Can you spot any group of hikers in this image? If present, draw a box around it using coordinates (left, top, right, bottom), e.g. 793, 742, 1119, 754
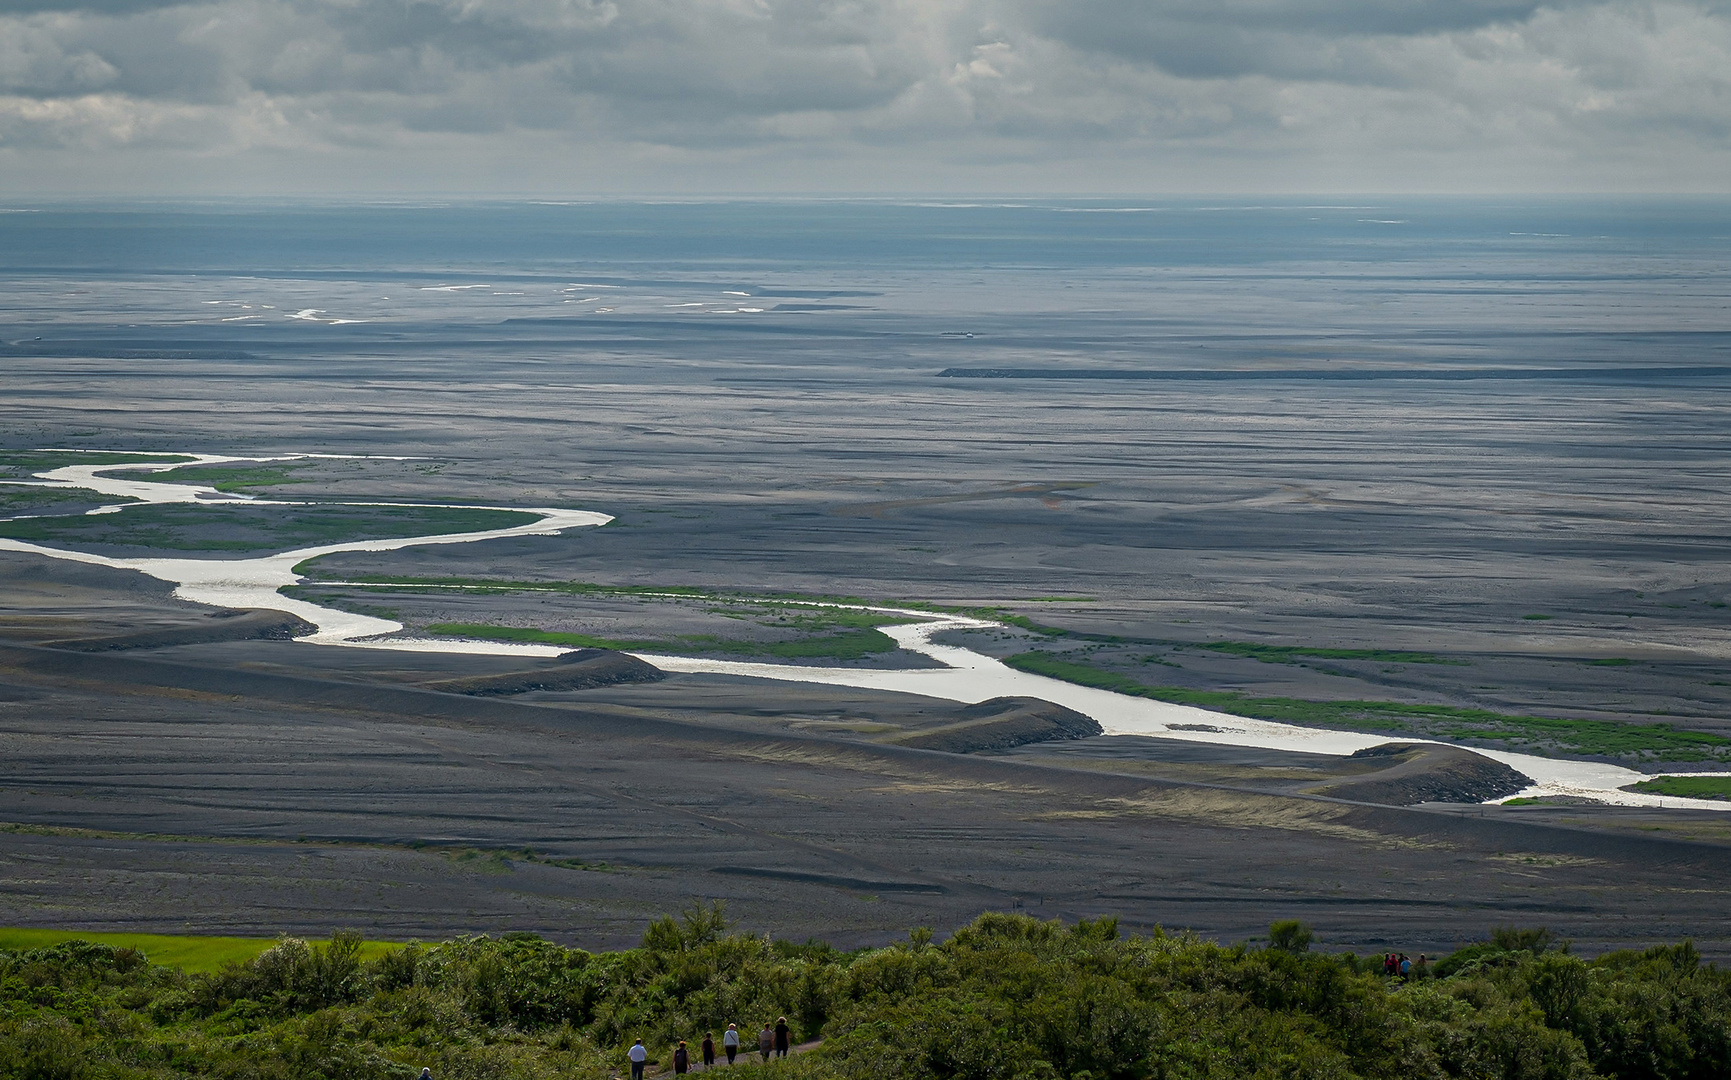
627, 1017, 794, 1077
1382, 952, 1428, 979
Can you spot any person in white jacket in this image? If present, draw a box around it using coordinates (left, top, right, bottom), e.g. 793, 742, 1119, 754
629, 1038, 648, 1080
723, 1024, 740, 1064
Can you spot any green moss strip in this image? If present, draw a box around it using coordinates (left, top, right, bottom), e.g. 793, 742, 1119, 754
1003, 652, 1731, 761
150, 462, 318, 492
1624, 775, 1731, 800
426, 622, 900, 661
1195, 641, 1455, 664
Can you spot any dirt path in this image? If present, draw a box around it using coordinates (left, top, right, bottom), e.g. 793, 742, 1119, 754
625, 1040, 823, 1078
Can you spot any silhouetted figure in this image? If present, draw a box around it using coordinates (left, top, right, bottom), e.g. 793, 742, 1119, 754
674, 1041, 689, 1074
774, 1017, 790, 1058
702, 1034, 716, 1068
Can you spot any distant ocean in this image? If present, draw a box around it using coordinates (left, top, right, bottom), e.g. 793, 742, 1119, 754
1, 198, 1727, 385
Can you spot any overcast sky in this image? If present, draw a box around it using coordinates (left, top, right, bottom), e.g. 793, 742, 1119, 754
1, 0, 1728, 195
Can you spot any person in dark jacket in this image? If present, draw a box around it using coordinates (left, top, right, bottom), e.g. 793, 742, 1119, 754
674, 1041, 690, 1074
702, 1034, 716, 1069
774, 1017, 790, 1058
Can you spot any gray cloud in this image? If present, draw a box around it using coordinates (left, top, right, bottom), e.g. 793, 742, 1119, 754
0, 0, 1727, 192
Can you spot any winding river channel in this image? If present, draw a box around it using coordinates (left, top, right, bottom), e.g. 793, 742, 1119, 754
4, 451, 1728, 811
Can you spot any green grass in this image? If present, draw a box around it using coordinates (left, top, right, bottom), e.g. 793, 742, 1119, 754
150, 461, 319, 492
1588, 658, 1635, 667
425, 622, 900, 661
287, 566, 1072, 636
0, 503, 539, 553
0, 928, 400, 973
1624, 775, 1731, 800
1522, 613, 1554, 621
1002, 651, 1731, 762
0, 486, 136, 516
427, 623, 657, 651
1194, 641, 1456, 665
0, 450, 195, 478
292, 568, 740, 597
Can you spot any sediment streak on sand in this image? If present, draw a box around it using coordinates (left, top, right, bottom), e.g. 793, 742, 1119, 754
4, 450, 1726, 811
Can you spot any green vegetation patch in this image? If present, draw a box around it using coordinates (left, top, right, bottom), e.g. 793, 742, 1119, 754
426, 622, 900, 661
0, 486, 136, 517
0, 928, 398, 973
2, 909, 1726, 1080
1004, 652, 1731, 762
286, 566, 1073, 636
150, 460, 321, 493
1195, 641, 1456, 665
0, 503, 539, 553
0, 450, 195, 478
1624, 775, 1731, 800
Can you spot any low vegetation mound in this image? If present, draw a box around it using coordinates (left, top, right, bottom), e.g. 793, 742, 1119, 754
425, 648, 667, 695
891, 696, 1102, 753
2, 909, 1726, 1080
1306, 742, 1533, 805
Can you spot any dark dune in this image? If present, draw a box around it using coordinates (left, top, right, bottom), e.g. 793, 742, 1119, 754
425, 648, 665, 695
38, 608, 317, 651
890, 695, 1101, 753
2, 609, 1729, 956
1307, 743, 1532, 806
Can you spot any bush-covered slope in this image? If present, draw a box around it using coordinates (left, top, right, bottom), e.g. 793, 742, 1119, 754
3, 910, 1727, 1080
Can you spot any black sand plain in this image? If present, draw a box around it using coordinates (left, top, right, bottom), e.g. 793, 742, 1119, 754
2, 203, 1730, 956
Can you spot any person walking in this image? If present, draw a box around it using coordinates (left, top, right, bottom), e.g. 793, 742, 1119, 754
774, 1017, 790, 1059
674, 1041, 690, 1075
723, 1023, 740, 1064
758, 1023, 774, 1062
629, 1039, 648, 1080
702, 1033, 716, 1070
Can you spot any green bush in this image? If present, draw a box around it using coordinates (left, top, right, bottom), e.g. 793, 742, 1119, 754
2, 914, 1728, 1080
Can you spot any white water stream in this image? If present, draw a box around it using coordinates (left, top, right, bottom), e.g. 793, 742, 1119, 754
4, 450, 1728, 811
